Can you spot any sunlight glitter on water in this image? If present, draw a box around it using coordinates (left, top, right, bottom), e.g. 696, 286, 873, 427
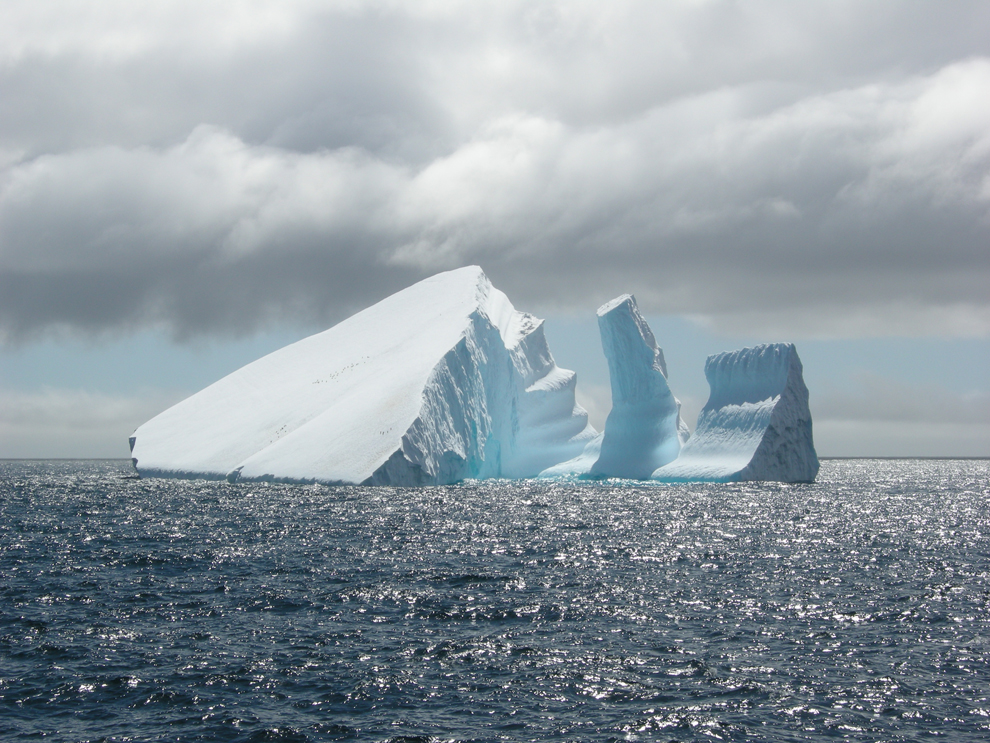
0, 459, 988, 741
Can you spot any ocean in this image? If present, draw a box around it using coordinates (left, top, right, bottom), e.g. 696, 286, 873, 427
1, 459, 988, 742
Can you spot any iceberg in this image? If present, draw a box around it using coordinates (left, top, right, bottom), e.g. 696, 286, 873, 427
540, 294, 689, 479
129, 266, 596, 485
652, 343, 819, 483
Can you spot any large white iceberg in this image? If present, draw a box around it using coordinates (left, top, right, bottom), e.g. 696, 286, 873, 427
652, 343, 819, 483
540, 294, 689, 479
130, 266, 596, 485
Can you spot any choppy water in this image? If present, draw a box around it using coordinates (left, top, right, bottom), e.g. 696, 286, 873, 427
1, 459, 988, 742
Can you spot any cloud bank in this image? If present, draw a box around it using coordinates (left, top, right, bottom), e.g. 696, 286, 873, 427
0, 386, 185, 458
2, 1, 988, 342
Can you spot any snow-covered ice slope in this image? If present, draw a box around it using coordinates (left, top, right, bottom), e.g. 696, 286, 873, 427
129, 266, 596, 485
540, 294, 688, 479
652, 343, 819, 483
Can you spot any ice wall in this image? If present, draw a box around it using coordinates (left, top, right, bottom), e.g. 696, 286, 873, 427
652, 343, 819, 483
540, 294, 688, 479
589, 295, 688, 478
130, 267, 596, 485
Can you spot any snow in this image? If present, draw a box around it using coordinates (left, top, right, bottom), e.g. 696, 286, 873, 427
130, 266, 596, 485
651, 343, 819, 483
539, 294, 688, 479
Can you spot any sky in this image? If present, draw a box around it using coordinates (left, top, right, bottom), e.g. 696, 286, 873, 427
1, 0, 988, 459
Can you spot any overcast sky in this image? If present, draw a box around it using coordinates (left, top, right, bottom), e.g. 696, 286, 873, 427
1, 0, 988, 458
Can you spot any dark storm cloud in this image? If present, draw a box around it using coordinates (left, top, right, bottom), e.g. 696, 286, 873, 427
1, 1, 989, 342
0, 130, 423, 337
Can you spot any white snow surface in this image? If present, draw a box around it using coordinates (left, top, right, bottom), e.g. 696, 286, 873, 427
130, 266, 596, 485
651, 343, 819, 483
539, 294, 688, 480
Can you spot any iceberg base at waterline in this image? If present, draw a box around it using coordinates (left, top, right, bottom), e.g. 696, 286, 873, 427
129, 266, 596, 486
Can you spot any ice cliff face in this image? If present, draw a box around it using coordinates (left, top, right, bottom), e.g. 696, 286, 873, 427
540, 294, 688, 479
590, 294, 688, 479
130, 266, 596, 485
652, 343, 819, 483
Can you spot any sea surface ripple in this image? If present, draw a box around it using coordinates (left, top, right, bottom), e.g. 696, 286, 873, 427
1, 459, 988, 742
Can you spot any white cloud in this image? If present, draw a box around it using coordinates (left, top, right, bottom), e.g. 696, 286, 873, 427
3, 61, 988, 340
814, 421, 990, 459
0, 0, 312, 62
0, 2, 988, 342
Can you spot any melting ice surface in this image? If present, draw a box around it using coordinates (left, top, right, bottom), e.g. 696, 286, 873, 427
130, 266, 595, 485
653, 343, 819, 483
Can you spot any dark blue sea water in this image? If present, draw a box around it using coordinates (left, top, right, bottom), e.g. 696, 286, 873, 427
1, 459, 988, 742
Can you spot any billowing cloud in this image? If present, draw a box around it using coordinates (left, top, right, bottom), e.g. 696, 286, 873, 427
1, 1, 989, 342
